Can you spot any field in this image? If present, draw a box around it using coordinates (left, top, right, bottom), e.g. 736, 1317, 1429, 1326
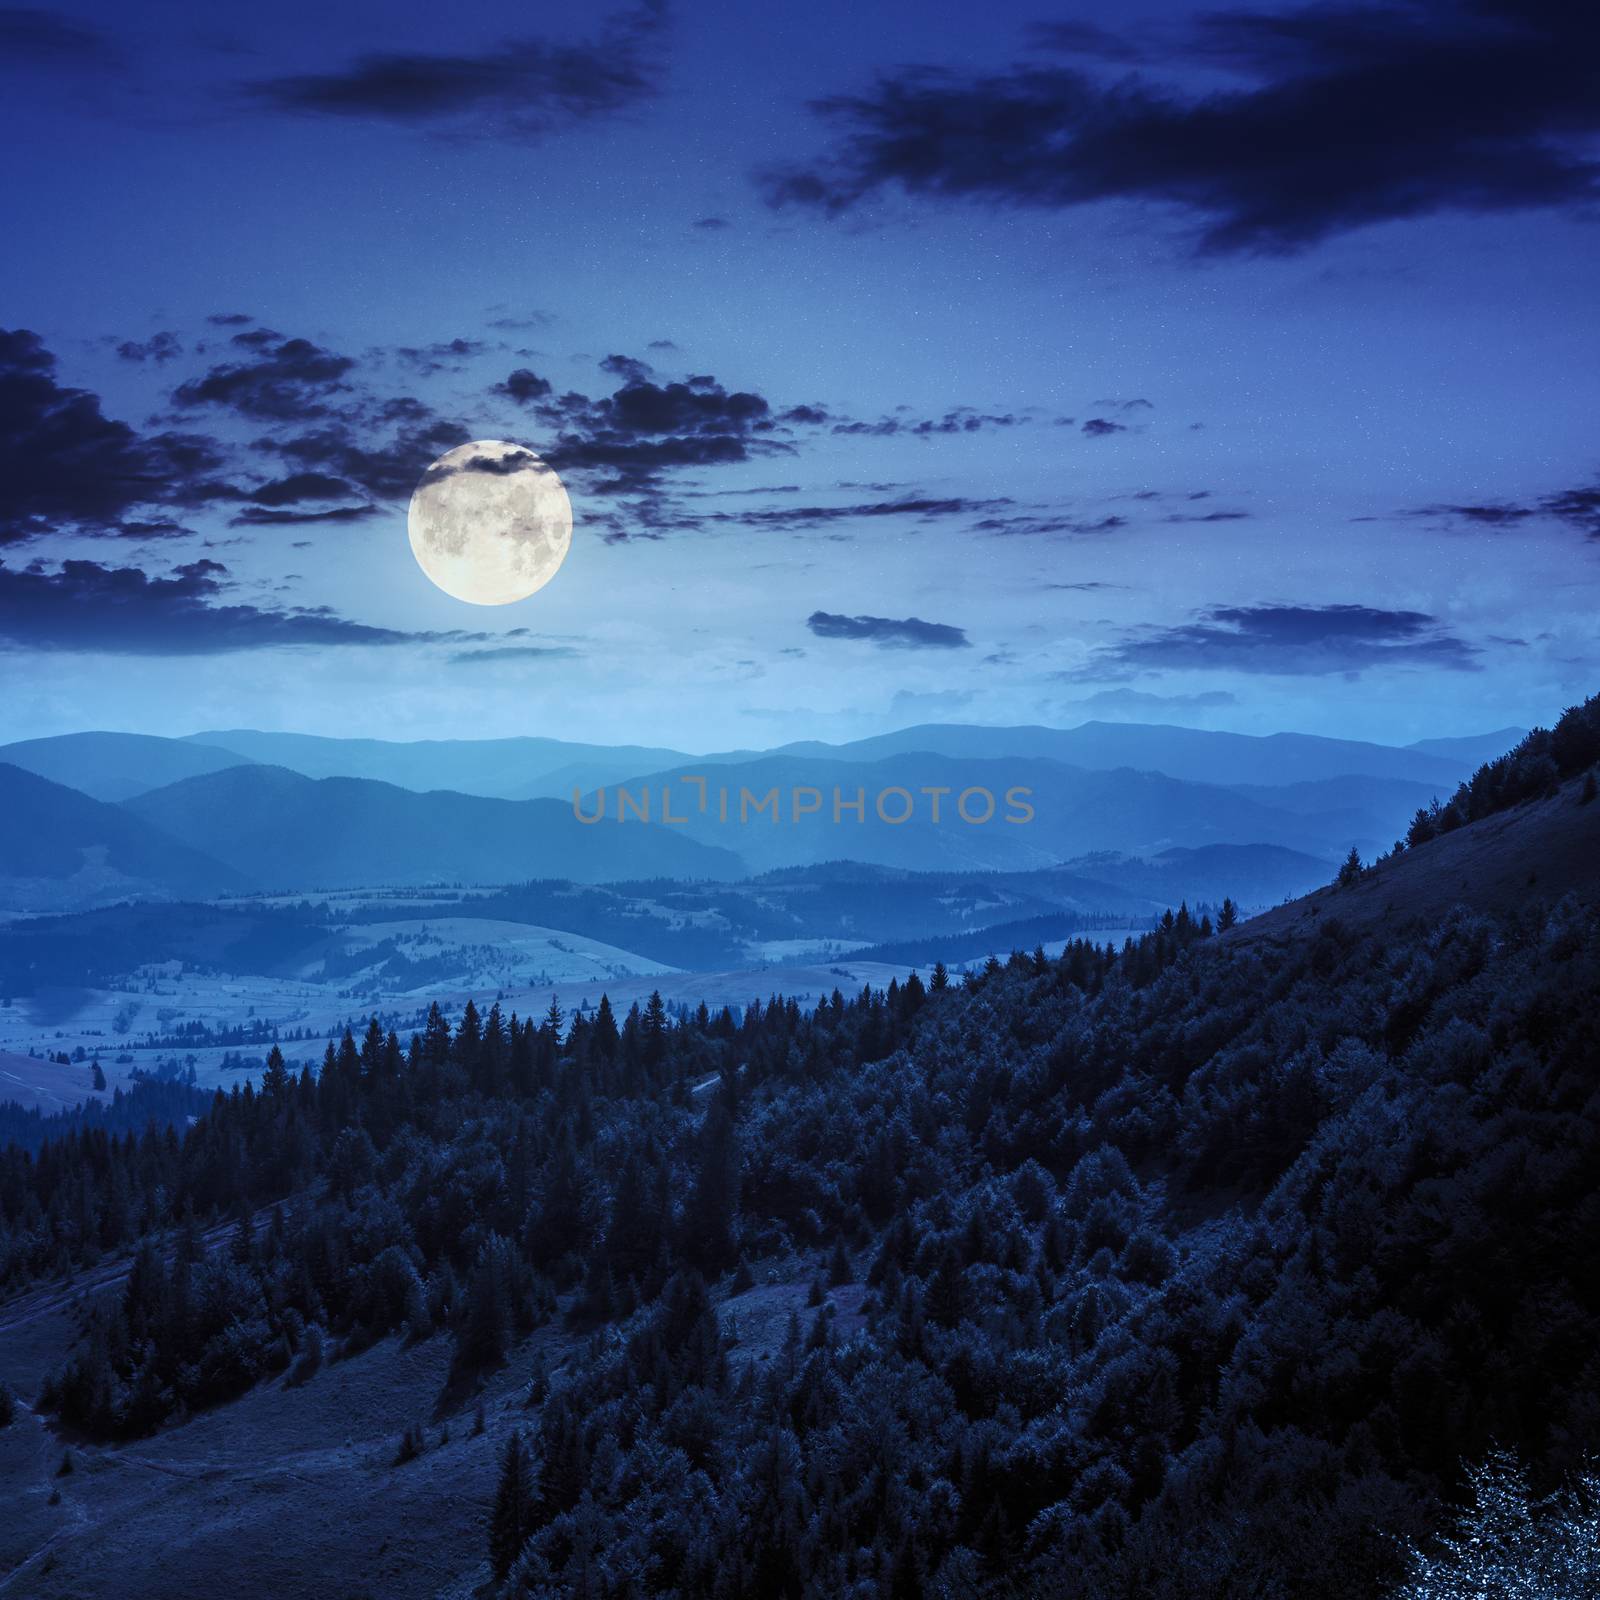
0, 885, 1143, 1108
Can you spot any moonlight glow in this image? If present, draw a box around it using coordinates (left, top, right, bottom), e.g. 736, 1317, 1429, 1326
407, 440, 572, 606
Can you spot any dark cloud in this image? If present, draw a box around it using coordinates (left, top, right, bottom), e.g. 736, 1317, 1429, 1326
765, 1, 1600, 253
974, 510, 1126, 537
115, 332, 182, 365
1088, 602, 1481, 676
207, 312, 254, 327
417, 446, 546, 489
719, 494, 1008, 532
1414, 482, 1600, 540
806, 610, 970, 649
693, 215, 730, 229
392, 337, 486, 375
247, 4, 664, 142
493, 367, 555, 404
245, 472, 357, 507
647, 338, 680, 351
1080, 418, 1125, 438
261, 416, 469, 502
830, 407, 1025, 437
601, 353, 658, 384
173, 333, 356, 421
1545, 485, 1600, 539
0, 6, 121, 66
522, 365, 786, 503
0, 558, 463, 654
448, 644, 582, 664
229, 505, 381, 527
0, 328, 233, 543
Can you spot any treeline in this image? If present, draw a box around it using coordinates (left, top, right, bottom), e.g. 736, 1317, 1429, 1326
849, 909, 1151, 970
1409, 690, 1600, 845
0, 1078, 210, 1158
6, 888, 1600, 1597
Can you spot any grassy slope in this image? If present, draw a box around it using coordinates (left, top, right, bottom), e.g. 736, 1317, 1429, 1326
1230, 772, 1600, 945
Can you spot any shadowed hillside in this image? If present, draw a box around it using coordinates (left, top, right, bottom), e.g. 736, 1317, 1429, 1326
2, 709, 1597, 1598
0, 764, 246, 909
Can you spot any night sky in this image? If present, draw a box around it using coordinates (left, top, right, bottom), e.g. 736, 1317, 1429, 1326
3, 0, 1597, 749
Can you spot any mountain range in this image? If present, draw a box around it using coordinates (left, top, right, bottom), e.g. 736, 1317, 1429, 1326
0, 720, 1525, 910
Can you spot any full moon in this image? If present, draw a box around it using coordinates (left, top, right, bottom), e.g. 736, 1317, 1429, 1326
407, 440, 572, 606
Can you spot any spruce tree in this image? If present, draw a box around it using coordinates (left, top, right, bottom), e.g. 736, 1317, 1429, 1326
490, 1432, 535, 1577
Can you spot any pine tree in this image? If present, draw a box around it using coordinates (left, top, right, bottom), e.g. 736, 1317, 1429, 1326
828, 1236, 852, 1286
486, 1427, 537, 1574
1217, 896, 1238, 931
1336, 846, 1364, 887
930, 961, 949, 993
91, 1059, 106, 1091
261, 1044, 290, 1099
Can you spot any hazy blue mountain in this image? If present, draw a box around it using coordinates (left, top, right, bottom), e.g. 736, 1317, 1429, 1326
585, 753, 1383, 873
1224, 773, 1443, 855
0, 732, 253, 802
0, 763, 247, 908
1046, 843, 1333, 910
1406, 727, 1528, 766
125, 765, 744, 889
762, 720, 1474, 788
186, 730, 696, 801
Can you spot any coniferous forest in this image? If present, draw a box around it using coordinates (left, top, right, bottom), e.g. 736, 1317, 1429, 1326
4, 733, 1599, 1596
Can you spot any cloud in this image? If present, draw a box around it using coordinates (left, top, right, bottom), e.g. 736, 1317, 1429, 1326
765, 1, 1600, 253
115, 332, 182, 365
717, 493, 1008, 532
228, 504, 381, 527
0, 558, 466, 654
493, 367, 555, 403
807, 610, 970, 649
1413, 482, 1600, 540
0, 328, 233, 543
1086, 603, 1481, 676
1080, 418, 1125, 438
173, 332, 356, 421
0, 7, 121, 67
511, 363, 790, 509
693, 215, 729, 229
830, 407, 1025, 437
448, 644, 582, 664
974, 510, 1126, 537
256, 423, 466, 502
392, 337, 486, 375
247, 4, 665, 142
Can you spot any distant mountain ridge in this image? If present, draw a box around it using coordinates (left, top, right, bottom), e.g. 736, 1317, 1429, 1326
0, 732, 252, 802
185, 729, 696, 802
1, 718, 1513, 810
123, 764, 745, 889
765, 720, 1480, 789
579, 751, 1430, 873
0, 763, 245, 909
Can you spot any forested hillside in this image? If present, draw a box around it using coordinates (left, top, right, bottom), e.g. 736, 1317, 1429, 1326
4, 830, 1597, 1595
